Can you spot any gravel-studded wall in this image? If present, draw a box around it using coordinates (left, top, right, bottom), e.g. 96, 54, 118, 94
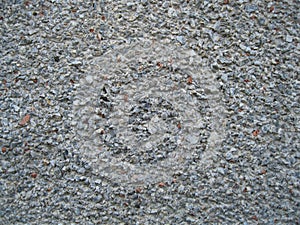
0, 0, 299, 224
73, 39, 227, 184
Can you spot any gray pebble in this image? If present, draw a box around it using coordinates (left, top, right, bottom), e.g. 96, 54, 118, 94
176, 36, 186, 45
245, 4, 258, 13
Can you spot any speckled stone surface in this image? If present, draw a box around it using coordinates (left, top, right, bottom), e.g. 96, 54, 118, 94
0, 0, 299, 224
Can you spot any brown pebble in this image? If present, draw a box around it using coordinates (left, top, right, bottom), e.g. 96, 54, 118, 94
187, 76, 193, 84
19, 114, 30, 126
157, 62, 163, 68
135, 187, 142, 193
252, 129, 259, 137
260, 169, 267, 175
31, 172, 38, 178
2, 147, 7, 153
158, 182, 166, 187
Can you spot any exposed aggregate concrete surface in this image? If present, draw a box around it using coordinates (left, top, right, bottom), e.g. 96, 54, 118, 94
0, 0, 299, 224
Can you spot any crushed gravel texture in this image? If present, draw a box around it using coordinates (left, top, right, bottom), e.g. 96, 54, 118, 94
1, 0, 299, 224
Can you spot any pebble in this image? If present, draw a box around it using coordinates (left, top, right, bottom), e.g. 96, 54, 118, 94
176, 36, 186, 45
85, 75, 94, 84
286, 35, 293, 43
70, 60, 82, 66
245, 4, 258, 13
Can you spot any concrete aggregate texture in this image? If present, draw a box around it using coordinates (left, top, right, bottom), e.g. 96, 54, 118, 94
0, 0, 299, 224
